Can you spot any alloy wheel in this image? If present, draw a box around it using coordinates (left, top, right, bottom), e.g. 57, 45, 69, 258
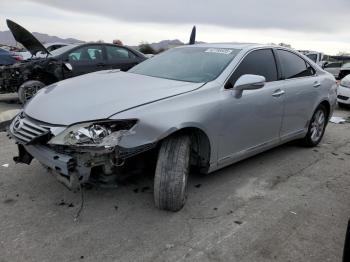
310, 109, 326, 143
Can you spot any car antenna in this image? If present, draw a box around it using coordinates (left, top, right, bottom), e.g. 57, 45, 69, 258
189, 25, 196, 45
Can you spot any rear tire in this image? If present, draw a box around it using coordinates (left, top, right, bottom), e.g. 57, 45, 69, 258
301, 104, 327, 147
18, 80, 45, 104
154, 134, 191, 212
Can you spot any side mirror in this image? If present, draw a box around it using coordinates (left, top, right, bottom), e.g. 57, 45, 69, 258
64, 62, 73, 71
233, 74, 265, 98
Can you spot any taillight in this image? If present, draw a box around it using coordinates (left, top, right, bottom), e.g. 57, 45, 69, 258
10, 52, 23, 61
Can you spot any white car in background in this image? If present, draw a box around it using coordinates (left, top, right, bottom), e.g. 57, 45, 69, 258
338, 62, 350, 80
337, 75, 350, 107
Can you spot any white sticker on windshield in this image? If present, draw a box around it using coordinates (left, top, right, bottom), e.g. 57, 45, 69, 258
205, 48, 233, 55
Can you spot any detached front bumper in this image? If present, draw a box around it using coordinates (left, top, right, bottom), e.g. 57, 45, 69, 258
8, 113, 157, 189
8, 113, 115, 189
13, 143, 107, 190
25, 144, 76, 176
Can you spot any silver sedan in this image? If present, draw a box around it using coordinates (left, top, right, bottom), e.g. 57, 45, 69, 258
9, 43, 337, 211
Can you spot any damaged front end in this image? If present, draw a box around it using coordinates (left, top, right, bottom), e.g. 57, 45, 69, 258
0, 59, 64, 94
8, 112, 156, 190
0, 63, 26, 93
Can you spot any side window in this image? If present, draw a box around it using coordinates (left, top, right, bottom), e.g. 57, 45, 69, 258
106, 46, 136, 60
278, 50, 315, 79
68, 45, 103, 62
46, 46, 55, 52
47, 45, 64, 52
230, 49, 278, 85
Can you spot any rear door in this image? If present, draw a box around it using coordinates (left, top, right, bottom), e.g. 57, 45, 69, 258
276, 49, 319, 139
218, 48, 284, 164
104, 45, 140, 71
65, 44, 106, 76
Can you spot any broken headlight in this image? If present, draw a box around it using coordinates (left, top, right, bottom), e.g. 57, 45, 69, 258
49, 120, 137, 146
67, 124, 111, 144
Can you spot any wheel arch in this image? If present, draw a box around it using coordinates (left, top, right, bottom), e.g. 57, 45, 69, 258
319, 100, 331, 119
161, 127, 211, 173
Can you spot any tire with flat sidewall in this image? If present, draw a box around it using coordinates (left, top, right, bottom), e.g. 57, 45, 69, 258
154, 134, 191, 212
18, 80, 45, 104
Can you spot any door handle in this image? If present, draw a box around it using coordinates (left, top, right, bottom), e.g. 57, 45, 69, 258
97, 63, 105, 67
313, 81, 321, 88
272, 89, 285, 97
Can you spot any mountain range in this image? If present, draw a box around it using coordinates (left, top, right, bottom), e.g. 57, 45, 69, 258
0, 30, 84, 47
0, 30, 199, 51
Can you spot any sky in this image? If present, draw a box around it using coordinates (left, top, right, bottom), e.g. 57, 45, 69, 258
1, 0, 350, 55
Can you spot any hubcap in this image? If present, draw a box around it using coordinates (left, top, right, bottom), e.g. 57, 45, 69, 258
310, 109, 325, 143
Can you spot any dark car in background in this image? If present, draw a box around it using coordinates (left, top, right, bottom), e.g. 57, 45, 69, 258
338, 62, 350, 80
0, 48, 22, 65
0, 20, 146, 103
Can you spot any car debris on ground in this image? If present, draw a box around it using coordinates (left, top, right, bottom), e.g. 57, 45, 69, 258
329, 116, 347, 124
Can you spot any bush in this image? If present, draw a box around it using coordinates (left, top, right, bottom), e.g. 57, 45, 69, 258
139, 42, 155, 54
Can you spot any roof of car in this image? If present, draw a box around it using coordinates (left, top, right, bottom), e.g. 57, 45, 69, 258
43, 42, 71, 47
187, 43, 275, 50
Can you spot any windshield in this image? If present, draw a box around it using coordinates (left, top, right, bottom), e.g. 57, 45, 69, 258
50, 44, 78, 57
129, 47, 240, 83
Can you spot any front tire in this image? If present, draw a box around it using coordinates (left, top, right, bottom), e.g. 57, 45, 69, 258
154, 134, 191, 212
301, 104, 327, 147
18, 80, 45, 104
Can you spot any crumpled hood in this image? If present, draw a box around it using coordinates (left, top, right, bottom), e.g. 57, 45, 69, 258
24, 71, 203, 125
7, 19, 50, 56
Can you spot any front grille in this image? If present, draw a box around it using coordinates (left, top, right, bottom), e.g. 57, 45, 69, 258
338, 95, 349, 101
10, 114, 51, 144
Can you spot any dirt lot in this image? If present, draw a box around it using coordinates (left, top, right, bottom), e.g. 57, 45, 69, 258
0, 102, 349, 262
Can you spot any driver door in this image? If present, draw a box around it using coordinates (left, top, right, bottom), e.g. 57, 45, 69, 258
218, 48, 284, 167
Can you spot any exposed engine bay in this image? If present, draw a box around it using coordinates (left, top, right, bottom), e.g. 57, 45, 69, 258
0, 58, 66, 93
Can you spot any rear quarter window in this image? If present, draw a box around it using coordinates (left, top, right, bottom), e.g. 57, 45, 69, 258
278, 50, 315, 79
